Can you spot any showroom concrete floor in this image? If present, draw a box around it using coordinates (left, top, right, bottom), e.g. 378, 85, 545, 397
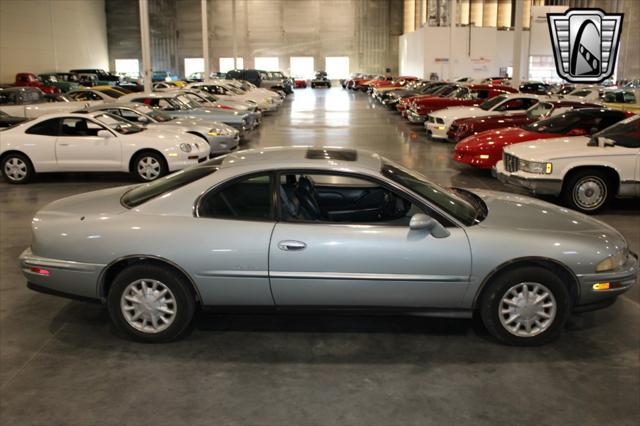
1, 88, 638, 426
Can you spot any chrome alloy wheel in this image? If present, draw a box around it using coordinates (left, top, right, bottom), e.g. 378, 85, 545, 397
499, 282, 557, 338
137, 156, 161, 181
573, 176, 607, 210
120, 279, 177, 334
4, 157, 28, 182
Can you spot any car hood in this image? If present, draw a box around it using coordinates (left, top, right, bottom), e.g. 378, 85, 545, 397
468, 189, 625, 243
502, 135, 597, 162
456, 127, 559, 151
430, 106, 500, 121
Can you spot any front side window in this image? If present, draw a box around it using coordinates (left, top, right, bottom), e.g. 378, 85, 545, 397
60, 117, 105, 137
495, 98, 538, 112
198, 173, 273, 220
94, 113, 143, 135
382, 162, 482, 226
26, 118, 60, 136
480, 95, 507, 111
526, 102, 554, 119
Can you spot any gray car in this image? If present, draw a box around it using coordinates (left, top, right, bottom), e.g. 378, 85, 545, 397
20, 147, 637, 345
80, 103, 240, 155
119, 92, 255, 134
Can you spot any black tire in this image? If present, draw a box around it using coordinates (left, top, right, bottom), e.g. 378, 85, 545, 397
1, 152, 34, 184
479, 266, 571, 346
311, 83, 315, 88
561, 169, 612, 214
107, 264, 196, 343
131, 151, 168, 182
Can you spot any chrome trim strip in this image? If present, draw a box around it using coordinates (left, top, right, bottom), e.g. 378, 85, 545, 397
197, 270, 269, 278
269, 271, 468, 282
20, 249, 104, 273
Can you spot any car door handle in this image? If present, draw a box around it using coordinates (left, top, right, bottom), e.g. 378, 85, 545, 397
58, 143, 69, 146
278, 240, 307, 251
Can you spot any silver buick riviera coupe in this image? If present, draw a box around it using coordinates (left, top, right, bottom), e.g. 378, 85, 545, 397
20, 147, 637, 345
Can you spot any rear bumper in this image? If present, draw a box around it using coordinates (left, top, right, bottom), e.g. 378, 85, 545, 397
494, 161, 563, 195
20, 247, 103, 300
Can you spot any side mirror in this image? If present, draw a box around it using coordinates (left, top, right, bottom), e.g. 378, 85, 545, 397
97, 130, 113, 139
567, 128, 587, 136
409, 213, 451, 238
137, 115, 149, 124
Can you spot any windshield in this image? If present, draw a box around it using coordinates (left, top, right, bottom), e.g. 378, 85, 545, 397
526, 102, 553, 119
522, 112, 583, 134
121, 159, 222, 208
94, 113, 144, 135
381, 161, 480, 226
133, 105, 174, 122
480, 95, 507, 111
593, 115, 640, 148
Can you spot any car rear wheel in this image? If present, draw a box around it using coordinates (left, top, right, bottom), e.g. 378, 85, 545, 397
132, 152, 167, 182
479, 267, 570, 346
1, 153, 34, 184
107, 264, 196, 342
562, 169, 612, 214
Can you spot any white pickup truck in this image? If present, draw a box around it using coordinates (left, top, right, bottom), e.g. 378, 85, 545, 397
0, 87, 101, 118
496, 114, 639, 213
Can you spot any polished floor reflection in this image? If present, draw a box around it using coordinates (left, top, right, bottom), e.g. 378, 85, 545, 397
0, 88, 638, 426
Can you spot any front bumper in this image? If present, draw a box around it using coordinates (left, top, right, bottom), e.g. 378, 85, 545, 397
210, 134, 240, 154
452, 150, 495, 169
425, 122, 449, 139
20, 247, 103, 300
406, 110, 427, 124
575, 252, 638, 307
494, 161, 563, 196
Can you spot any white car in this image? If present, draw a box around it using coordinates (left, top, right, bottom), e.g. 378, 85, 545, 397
563, 86, 602, 103
67, 89, 122, 103
188, 82, 280, 112
425, 94, 545, 140
495, 114, 639, 213
0, 111, 208, 184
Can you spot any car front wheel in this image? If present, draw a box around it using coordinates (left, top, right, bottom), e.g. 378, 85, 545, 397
132, 151, 168, 182
107, 264, 196, 342
1, 153, 35, 184
562, 169, 612, 214
479, 266, 570, 346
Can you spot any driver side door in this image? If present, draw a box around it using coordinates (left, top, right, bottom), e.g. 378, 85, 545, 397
268, 172, 472, 309
55, 117, 121, 171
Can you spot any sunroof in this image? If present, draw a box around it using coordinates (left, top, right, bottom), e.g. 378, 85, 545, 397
306, 148, 357, 161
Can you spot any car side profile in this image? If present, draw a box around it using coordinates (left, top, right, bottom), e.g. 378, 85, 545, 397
0, 112, 208, 183
19, 147, 637, 345
496, 114, 640, 213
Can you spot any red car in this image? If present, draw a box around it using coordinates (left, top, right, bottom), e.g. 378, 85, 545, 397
447, 99, 601, 142
452, 108, 633, 169
366, 76, 416, 92
13, 73, 60, 94
404, 84, 517, 124
397, 83, 457, 114
294, 79, 307, 88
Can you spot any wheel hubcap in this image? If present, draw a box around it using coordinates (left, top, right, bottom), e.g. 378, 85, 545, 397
499, 282, 557, 338
120, 279, 176, 334
137, 157, 160, 180
574, 177, 606, 210
4, 158, 27, 181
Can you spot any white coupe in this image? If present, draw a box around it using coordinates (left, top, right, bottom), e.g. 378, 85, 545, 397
425, 94, 545, 140
0, 111, 208, 184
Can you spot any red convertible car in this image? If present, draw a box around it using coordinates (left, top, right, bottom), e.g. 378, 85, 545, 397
446, 99, 600, 142
366, 76, 416, 92
397, 83, 457, 114
404, 84, 517, 124
452, 108, 633, 169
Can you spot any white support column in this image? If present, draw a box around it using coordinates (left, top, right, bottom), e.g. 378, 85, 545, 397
139, 0, 152, 92
232, 0, 238, 69
449, 0, 456, 80
512, 0, 524, 87
201, 0, 210, 81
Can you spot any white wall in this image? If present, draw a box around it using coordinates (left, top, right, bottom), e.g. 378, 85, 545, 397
0, 0, 109, 83
400, 24, 533, 81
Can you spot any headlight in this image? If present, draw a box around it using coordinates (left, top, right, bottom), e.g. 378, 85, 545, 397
518, 159, 553, 174
208, 129, 219, 136
179, 143, 192, 153
596, 249, 628, 272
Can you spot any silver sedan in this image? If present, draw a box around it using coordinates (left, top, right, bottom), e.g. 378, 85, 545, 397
20, 147, 637, 345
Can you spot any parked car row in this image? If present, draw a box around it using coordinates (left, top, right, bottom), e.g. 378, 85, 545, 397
0, 77, 290, 184
359, 76, 639, 214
